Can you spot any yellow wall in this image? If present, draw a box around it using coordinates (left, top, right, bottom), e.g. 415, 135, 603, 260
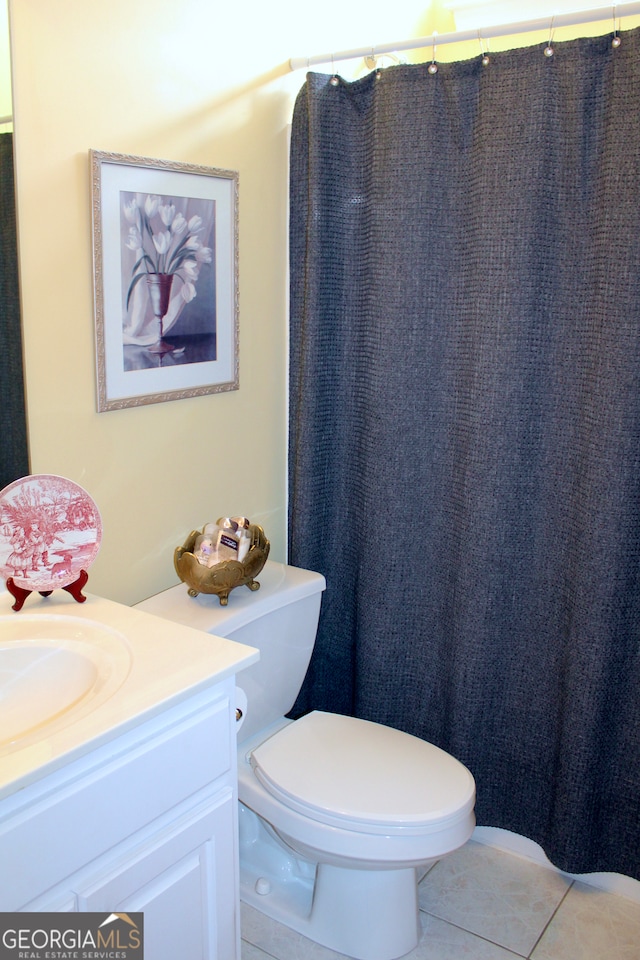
7, 0, 426, 605
0, 0, 10, 126
8, 0, 638, 605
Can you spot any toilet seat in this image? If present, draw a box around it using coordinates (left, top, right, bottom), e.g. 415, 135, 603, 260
250, 711, 475, 836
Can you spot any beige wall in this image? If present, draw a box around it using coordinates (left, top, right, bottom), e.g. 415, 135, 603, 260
8, 0, 637, 606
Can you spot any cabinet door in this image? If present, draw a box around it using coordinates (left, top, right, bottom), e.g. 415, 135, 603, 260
75, 789, 238, 960
2, 689, 232, 912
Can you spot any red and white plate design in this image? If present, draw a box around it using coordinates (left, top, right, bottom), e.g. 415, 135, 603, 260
0, 475, 102, 592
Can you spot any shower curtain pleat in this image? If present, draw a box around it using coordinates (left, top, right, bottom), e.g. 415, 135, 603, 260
288, 29, 640, 880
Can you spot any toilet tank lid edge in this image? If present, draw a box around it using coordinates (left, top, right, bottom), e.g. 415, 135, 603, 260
135, 561, 326, 636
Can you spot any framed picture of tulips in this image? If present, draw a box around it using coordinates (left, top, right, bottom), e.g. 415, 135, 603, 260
90, 150, 239, 411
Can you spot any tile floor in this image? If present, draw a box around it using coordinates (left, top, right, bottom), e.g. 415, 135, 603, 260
240, 840, 640, 960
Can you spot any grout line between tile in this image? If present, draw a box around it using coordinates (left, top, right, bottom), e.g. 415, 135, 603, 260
418, 860, 441, 883
241, 936, 280, 960
418, 908, 529, 959
526, 878, 575, 958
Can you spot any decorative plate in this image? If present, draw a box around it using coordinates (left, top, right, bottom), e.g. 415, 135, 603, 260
0, 475, 102, 592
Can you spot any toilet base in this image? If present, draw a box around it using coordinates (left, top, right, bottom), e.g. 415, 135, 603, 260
242, 862, 421, 960
239, 805, 422, 960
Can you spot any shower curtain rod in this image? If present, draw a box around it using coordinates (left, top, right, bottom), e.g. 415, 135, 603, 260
289, 2, 640, 70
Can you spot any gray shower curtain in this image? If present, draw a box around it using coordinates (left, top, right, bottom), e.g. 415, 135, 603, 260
288, 29, 640, 880
0, 133, 29, 489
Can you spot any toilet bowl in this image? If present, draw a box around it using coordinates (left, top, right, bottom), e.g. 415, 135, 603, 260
239, 711, 475, 959
135, 561, 476, 960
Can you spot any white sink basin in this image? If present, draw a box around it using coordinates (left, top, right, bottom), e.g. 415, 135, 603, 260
0, 615, 132, 750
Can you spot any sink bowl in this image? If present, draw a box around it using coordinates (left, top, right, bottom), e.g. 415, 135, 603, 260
0, 615, 132, 750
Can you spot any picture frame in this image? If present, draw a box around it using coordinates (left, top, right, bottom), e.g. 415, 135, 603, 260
90, 150, 239, 412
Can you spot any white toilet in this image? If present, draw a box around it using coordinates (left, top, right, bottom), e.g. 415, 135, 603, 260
136, 560, 475, 960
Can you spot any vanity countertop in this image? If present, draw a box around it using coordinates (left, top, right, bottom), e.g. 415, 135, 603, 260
0, 586, 258, 800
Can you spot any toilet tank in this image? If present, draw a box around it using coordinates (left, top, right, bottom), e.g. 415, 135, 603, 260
134, 561, 326, 743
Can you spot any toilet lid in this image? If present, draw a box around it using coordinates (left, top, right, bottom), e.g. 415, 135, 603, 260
250, 711, 475, 833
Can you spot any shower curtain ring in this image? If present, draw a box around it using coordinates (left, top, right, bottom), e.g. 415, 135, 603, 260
478, 31, 490, 66
330, 53, 339, 86
612, 5, 622, 46
544, 16, 555, 57
428, 32, 438, 74
372, 48, 383, 79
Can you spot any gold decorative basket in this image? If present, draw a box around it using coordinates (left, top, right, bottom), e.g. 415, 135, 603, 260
174, 524, 270, 605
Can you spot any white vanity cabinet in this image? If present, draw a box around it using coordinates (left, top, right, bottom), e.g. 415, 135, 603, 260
0, 676, 242, 960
